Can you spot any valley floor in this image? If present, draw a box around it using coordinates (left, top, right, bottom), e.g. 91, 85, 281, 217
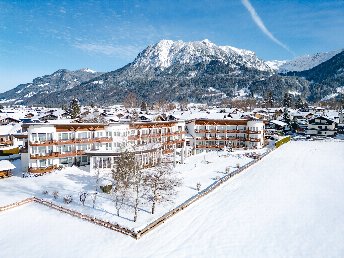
1, 140, 344, 258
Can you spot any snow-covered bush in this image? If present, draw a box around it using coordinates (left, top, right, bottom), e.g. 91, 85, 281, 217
63, 195, 73, 204
196, 182, 201, 192
52, 191, 59, 199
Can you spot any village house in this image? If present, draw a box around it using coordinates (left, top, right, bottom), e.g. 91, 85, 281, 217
0, 160, 16, 178
306, 116, 337, 137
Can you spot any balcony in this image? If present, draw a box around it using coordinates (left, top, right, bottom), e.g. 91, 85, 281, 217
30, 137, 113, 146
128, 135, 140, 140
163, 139, 185, 146
29, 140, 54, 146
28, 165, 58, 174
247, 130, 262, 134
196, 145, 221, 149
30, 152, 59, 159
30, 150, 86, 160
196, 137, 245, 141
0, 140, 13, 146
249, 138, 261, 142
140, 133, 162, 138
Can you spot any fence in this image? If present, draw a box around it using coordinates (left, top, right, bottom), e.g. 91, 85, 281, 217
0, 148, 275, 239
0, 197, 35, 212
135, 147, 275, 238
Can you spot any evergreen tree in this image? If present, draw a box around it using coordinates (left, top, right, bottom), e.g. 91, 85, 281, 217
283, 93, 292, 108
295, 96, 304, 109
283, 107, 291, 127
140, 101, 148, 111
67, 98, 81, 119
266, 91, 274, 108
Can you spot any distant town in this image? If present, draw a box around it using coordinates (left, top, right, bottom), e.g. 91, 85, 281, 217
1, 95, 343, 177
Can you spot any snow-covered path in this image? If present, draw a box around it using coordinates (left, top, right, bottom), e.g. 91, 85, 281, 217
1, 141, 344, 258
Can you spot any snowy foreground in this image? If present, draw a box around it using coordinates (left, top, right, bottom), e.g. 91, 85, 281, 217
1, 141, 344, 258
0, 149, 263, 230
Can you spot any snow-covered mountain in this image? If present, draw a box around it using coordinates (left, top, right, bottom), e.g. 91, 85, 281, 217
1, 39, 342, 106
287, 50, 344, 101
0, 69, 102, 104
267, 49, 343, 73
132, 39, 273, 73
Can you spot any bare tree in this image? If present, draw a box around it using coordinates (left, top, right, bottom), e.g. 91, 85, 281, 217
123, 92, 138, 108
111, 150, 136, 217
145, 163, 182, 214
131, 168, 145, 222
111, 185, 130, 217
80, 192, 87, 206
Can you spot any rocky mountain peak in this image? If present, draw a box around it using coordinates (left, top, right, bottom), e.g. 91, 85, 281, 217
132, 39, 272, 72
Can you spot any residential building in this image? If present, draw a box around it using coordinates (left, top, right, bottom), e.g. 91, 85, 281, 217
186, 118, 265, 153
306, 116, 337, 137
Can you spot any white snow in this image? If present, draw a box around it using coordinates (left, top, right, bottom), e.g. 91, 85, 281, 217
36, 83, 50, 87
277, 49, 342, 73
270, 119, 287, 127
23, 92, 34, 98
265, 60, 287, 71
288, 90, 301, 96
1, 140, 344, 257
82, 68, 97, 73
92, 80, 104, 85
0, 160, 15, 170
321, 86, 344, 101
0, 149, 263, 229
134, 39, 272, 72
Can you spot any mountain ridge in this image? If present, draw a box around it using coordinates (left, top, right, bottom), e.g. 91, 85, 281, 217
0, 40, 343, 106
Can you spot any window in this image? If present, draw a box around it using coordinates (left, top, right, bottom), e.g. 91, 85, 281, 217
39, 159, 47, 167
78, 132, 88, 139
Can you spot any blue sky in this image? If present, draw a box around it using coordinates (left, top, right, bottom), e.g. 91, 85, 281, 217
0, 0, 343, 92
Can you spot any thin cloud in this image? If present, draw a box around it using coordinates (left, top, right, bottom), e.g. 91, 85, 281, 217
74, 43, 140, 58
241, 0, 295, 55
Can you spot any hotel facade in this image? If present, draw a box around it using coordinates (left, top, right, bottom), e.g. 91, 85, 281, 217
21, 118, 265, 173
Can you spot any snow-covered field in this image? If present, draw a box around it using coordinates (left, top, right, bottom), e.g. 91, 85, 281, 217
0, 148, 265, 230
1, 140, 344, 258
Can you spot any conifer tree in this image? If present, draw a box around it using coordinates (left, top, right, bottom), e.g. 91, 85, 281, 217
67, 98, 81, 119
266, 91, 274, 108
283, 93, 292, 108
283, 107, 291, 127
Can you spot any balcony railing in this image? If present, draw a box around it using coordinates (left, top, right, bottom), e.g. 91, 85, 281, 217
0, 140, 13, 145
28, 165, 58, 173
29, 137, 113, 146
196, 137, 246, 141
194, 129, 262, 134
30, 150, 86, 160
249, 138, 261, 142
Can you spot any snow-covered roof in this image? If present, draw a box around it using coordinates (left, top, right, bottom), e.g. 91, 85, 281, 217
270, 120, 287, 127
0, 160, 15, 170
0, 124, 22, 135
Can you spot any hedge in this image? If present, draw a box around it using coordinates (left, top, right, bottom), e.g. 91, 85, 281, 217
275, 136, 291, 148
